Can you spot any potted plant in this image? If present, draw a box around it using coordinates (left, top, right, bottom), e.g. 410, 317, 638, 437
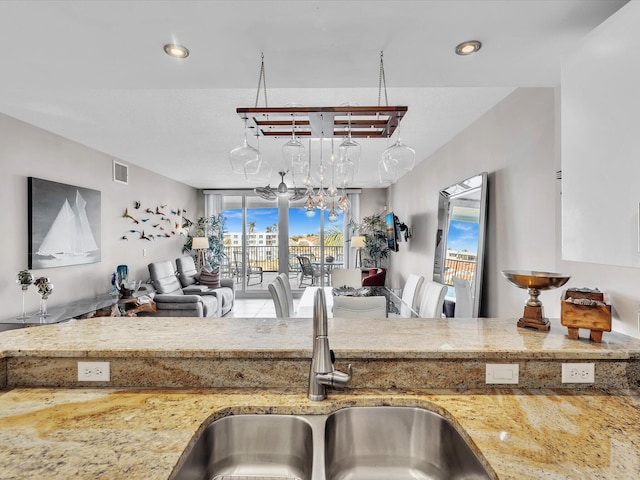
183, 214, 226, 269
350, 213, 390, 268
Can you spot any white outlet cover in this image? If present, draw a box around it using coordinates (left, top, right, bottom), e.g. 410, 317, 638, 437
561, 363, 595, 383
485, 364, 519, 384
77, 361, 110, 382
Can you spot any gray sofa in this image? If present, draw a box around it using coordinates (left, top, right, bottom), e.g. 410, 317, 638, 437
175, 256, 235, 316
147, 260, 233, 317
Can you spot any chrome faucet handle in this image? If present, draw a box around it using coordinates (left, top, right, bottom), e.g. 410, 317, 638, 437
316, 364, 352, 388
331, 364, 352, 386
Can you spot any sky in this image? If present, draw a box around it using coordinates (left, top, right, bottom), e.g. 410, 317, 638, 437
223, 207, 344, 236
446, 220, 479, 254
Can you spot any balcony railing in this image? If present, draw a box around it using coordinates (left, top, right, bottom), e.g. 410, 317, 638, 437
223, 245, 344, 273
443, 258, 476, 285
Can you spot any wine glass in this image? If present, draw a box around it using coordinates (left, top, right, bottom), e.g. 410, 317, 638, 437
230, 127, 261, 174
382, 138, 415, 176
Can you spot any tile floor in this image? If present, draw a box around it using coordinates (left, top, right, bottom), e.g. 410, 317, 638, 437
226, 298, 277, 318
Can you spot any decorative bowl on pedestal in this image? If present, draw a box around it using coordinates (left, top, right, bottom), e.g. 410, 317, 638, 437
501, 270, 571, 331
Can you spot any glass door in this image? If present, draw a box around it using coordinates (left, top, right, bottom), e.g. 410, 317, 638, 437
220, 192, 346, 296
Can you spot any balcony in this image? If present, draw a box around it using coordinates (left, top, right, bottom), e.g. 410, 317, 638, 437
222, 245, 344, 292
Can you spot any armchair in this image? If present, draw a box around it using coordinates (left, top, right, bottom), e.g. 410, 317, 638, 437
175, 256, 235, 316
148, 261, 219, 317
361, 267, 386, 287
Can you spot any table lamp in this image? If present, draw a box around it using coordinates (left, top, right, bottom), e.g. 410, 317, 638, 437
351, 235, 366, 268
191, 237, 209, 271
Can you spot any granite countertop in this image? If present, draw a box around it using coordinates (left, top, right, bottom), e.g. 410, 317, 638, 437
0, 387, 639, 480
2, 316, 639, 359
1, 316, 640, 478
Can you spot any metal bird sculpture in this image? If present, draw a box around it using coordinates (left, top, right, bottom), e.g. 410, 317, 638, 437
123, 208, 139, 224
140, 231, 153, 241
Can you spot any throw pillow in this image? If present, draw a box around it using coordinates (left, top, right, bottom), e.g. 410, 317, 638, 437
199, 267, 220, 288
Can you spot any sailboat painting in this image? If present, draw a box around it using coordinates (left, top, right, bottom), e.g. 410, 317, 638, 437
28, 177, 101, 269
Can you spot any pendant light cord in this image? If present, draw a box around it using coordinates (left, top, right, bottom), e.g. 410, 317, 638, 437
378, 50, 388, 107
255, 52, 268, 108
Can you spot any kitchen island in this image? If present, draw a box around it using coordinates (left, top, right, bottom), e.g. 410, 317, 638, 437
0, 316, 639, 479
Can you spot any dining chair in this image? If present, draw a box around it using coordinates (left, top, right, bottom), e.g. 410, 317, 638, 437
400, 274, 425, 317
453, 277, 473, 318
297, 255, 328, 287
268, 280, 289, 318
275, 273, 295, 317
418, 280, 448, 318
333, 295, 387, 318
331, 268, 362, 288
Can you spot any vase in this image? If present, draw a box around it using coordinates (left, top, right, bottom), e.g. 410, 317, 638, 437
116, 265, 129, 287
35, 277, 54, 318
16, 269, 34, 320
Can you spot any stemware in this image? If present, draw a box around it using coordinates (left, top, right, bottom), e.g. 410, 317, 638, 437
378, 156, 399, 184
35, 277, 54, 318
382, 138, 415, 176
230, 127, 261, 175
16, 269, 34, 320
244, 157, 272, 184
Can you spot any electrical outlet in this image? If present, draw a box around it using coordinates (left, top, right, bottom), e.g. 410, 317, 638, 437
561, 363, 594, 383
78, 361, 110, 382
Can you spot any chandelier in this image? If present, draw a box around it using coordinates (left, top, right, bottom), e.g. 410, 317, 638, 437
229, 52, 415, 214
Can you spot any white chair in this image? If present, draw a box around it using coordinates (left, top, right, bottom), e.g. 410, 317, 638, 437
275, 273, 295, 316
268, 280, 289, 318
331, 268, 362, 288
400, 274, 424, 317
333, 296, 387, 318
418, 281, 448, 318
453, 277, 473, 318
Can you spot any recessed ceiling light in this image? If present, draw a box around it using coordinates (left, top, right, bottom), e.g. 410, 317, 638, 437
455, 40, 482, 56
163, 44, 190, 59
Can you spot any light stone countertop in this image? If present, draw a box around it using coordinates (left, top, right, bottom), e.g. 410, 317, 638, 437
1, 316, 639, 359
0, 387, 639, 480
1, 316, 640, 478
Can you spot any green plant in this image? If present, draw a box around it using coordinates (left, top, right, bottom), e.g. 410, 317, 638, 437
350, 213, 389, 267
183, 214, 226, 268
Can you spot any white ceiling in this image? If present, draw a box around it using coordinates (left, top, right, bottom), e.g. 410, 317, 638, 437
0, 0, 628, 189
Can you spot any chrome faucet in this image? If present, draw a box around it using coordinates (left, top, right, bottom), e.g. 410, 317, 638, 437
308, 288, 352, 401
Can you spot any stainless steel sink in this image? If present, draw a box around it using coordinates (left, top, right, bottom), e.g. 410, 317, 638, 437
324, 407, 491, 480
172, 414, 314, 480
171, 407, 493, 480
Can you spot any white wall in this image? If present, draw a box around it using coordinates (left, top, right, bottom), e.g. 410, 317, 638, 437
387, 87, 640, 338
0, 113, 200, 319
388, 88, 558, 318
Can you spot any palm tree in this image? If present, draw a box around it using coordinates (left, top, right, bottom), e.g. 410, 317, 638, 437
248, 221, 256, 234
324, 226, 344, 246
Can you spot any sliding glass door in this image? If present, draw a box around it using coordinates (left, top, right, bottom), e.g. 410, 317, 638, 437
219, 193, 345, 296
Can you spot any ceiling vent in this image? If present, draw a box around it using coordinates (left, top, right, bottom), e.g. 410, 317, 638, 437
113, 160, 128, 185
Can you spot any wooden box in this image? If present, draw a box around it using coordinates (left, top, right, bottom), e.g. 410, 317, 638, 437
560, 288, 611, 342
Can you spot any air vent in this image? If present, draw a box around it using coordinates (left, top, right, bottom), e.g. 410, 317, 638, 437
113, 160, 128, 184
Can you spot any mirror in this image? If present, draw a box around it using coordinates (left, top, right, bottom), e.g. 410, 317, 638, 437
433, 172, 488, 317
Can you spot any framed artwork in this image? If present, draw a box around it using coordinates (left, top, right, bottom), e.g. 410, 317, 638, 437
28, 177, 101, 269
